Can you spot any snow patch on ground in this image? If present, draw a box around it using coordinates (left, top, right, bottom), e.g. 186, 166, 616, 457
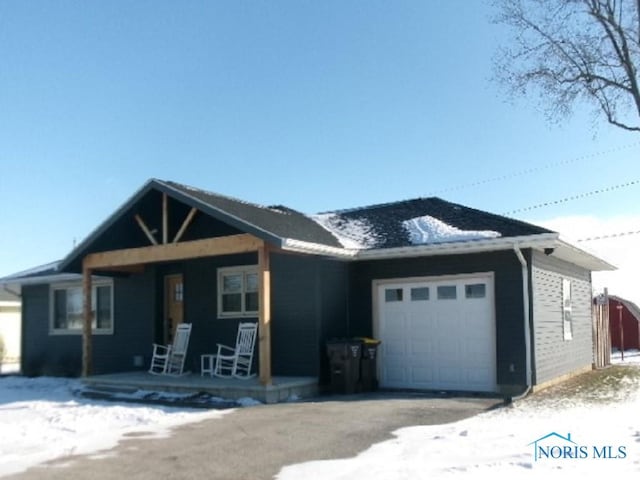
612, 349, 640, 365
312, 214, 378, 249
0, 376, 229, 477
403, 215, 501, 245
278, 365, 640, 479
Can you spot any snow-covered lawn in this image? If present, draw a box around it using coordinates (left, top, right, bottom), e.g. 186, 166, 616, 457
278, 352, 640, 479
0, 376, 229, 477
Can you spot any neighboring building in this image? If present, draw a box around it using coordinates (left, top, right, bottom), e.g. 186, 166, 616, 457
0, 288, 21, 365
609, 295, 640, 351
0, 179, 614, 394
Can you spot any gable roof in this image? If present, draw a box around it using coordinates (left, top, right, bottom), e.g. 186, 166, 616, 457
42, 178, 614, 273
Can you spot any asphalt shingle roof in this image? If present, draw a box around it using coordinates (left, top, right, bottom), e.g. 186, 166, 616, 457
163, 181, 342, 247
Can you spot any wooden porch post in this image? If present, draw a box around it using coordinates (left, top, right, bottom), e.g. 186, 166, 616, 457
81, 260, 93, 377
258, 243, 272, 386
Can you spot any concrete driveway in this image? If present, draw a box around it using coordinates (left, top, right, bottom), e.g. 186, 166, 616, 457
7, 393, 501, 480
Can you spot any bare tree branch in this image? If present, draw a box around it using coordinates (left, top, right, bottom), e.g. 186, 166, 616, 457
493, 0, 640, 133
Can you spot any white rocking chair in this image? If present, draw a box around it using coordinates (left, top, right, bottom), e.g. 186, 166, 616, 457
213, 322, 258, 379
149, 323, 192, 376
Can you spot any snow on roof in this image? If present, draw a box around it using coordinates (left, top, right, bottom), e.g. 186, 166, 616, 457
312, 213, 379, 249
402, 215, 501, 245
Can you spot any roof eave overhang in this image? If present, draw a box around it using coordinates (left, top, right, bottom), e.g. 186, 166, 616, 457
354, 233, 560, 260
281, 233, 616, 271
553, 238, 616, 272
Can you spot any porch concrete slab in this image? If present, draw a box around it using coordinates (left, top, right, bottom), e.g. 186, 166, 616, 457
82, 372, 318, 404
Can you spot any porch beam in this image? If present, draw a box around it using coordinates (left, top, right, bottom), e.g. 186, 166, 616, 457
84, 234, 263, 269
258, 243, 272, 386
81, 261, 93, 377
173, 207, 198, 243
134, 214, 158, 246
162, 193, 168, 244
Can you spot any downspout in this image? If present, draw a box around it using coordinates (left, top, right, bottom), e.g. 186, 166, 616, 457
512, 246, 533, 400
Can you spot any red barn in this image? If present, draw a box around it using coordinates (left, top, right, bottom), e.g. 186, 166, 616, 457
609, 295, 640, 351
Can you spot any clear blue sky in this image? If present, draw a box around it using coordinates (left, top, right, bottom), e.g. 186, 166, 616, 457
1, 0, 638, 277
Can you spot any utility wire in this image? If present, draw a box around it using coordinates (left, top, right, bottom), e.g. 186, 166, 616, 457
430, 141, 640, 195
577, 229, 640, 242
502, 179, 640, 215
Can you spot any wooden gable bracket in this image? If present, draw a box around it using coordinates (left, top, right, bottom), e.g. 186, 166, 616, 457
134, 214, 158, 246
173, 207, 198, 243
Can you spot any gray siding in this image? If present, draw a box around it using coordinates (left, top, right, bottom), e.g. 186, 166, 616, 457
531, 251, 593, 384
350, 251, 528, 387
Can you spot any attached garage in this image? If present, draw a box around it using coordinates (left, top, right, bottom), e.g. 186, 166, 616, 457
374, 273, 497, 392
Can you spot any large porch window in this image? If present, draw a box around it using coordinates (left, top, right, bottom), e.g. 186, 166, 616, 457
218, 266, 259, 317
50, 282, 114, 334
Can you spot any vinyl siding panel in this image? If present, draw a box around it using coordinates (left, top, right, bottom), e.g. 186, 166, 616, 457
531, 251, 593, 384
271, 254, 349, 378
21, 270, 157, 376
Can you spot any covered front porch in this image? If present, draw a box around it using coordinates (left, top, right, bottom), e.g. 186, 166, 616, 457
51, 180, 348, 389
82, 371, 318, 404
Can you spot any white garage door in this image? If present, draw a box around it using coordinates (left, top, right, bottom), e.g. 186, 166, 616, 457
376, 274, 496, 392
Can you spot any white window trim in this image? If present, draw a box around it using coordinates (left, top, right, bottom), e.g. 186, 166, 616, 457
562, 278, 573, 341
217, 265, 259, 318
49, 281, 114, 335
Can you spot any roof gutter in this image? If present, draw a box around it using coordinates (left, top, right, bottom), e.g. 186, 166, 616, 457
513, 244, 533, 400
281, 233, 561, 261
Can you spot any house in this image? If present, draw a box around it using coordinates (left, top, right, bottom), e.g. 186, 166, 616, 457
0, 288, 21, 368
0, 179, 614, 395
608, 295, 640, 351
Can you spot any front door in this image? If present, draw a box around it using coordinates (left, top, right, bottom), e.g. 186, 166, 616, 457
164, 274, 184, 343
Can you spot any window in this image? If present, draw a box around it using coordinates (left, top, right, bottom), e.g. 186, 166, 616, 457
562, 279, 572, 341
410, 287, 429, 301
385, 288, 403, 302
437, 285, 457, 300
51, 282, 113, 334
218, 266, 259, 317
465, 283, 486, 299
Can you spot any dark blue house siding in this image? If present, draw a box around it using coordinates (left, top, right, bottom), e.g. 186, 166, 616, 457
270, 254, 349, 379
20, 252, 350, 379
21, 269, 157, 376
349, 250, 528, 388
530, 251, 593, 385
174, 253, 259, 373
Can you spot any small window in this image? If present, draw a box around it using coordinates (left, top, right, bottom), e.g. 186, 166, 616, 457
411, 287, 430, 301
50, 282, 114, 334
562, 279, 572, 340
385, 288, 403, 302
218, 266, 259, 317
437, 285, 457, 300
465, 283, 486, 299
174, 282, 184, 302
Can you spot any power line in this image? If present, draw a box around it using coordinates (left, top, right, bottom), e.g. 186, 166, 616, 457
502, 179, 640, 215
577, 229, 640, 242
430, 141, 640, 195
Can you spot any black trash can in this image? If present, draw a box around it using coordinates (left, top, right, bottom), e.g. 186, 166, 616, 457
359, 339, 381, 392
326, 339, 362, 394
